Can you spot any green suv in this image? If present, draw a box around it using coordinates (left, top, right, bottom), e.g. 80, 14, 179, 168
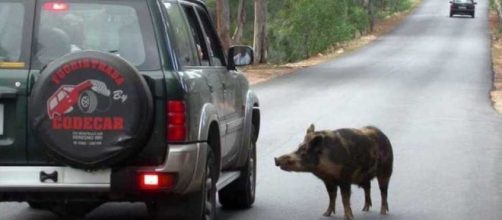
0, 0, 260, 219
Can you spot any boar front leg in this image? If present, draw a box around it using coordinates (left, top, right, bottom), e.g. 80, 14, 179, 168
323, 182, 337, 216
340, 183, 354, 220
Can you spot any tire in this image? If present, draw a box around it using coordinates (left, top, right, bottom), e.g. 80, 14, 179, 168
78, 90, 98, 113
472, 13, 475, 18
201, 148, 217, 220
219, 125, 257, 209
449, 13, 453, 17
148, 149, 217, 220
29, 51, 153, 169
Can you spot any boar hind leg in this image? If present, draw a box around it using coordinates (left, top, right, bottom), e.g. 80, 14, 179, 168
323, 183, 337, 216
377, 175, 390, 215
340, 183, 354, 220
361, 181, 372, 212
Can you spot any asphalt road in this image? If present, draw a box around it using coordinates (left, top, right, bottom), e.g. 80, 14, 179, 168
3, 0, 502, 219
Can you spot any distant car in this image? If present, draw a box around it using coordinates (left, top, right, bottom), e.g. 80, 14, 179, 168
450, 0, 476, 18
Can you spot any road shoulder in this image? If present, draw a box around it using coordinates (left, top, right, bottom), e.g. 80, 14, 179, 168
490, 7, 502, 113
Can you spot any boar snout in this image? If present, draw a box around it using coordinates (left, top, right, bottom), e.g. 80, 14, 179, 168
275, 155, 290, 167
275, 154, 306, 172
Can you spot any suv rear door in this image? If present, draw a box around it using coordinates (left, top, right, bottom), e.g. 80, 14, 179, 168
0, 0, 35, 164
25, 0, 166, 166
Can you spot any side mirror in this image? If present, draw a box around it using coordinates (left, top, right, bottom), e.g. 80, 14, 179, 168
449, 1, 452, 3
228, 46, 254, 69
474, 2, 477, 4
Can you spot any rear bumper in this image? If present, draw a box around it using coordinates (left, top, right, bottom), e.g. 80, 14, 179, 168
0, 142, 208, 201
0, 166, 110, 192
137, 142, 208, 194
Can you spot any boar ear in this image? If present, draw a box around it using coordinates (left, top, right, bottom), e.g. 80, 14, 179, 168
308, 135, 324, 154
306, 124, 315, 134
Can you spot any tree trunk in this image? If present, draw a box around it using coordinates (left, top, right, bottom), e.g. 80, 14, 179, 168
232, 0, 246, 45
368, 0, 375, 32
496, 0, 502, 25
253, 0, 267, 64
216, 0, 231, 53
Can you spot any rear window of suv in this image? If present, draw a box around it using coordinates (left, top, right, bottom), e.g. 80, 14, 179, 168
33, 0, 160, 70
0, 2, 25, 64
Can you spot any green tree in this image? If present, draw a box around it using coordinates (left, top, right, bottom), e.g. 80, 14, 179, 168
206, 0, 412, 64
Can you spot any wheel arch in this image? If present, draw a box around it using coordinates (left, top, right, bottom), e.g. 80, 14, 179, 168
251, 103, 260, 143
197, 103, 222, 175
233, 90, 260, 169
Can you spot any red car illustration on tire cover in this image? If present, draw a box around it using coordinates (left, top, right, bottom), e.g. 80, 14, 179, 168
47, 79, 111, 119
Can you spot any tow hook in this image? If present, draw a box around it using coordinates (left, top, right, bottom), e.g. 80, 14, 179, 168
40, 171, 58, 183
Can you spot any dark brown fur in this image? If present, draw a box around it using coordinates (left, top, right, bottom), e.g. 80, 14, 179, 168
274, 124, 393, 220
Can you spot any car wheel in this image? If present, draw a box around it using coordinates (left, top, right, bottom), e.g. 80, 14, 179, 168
472, 13, 475, 18
449, 12, 453, 17
202, 148, 217, 220
77, 90, 98, 113
148, 149, 217, 220
219, 125, 257, 209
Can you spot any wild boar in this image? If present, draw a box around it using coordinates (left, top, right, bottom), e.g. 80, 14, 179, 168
274, 124, 393, 220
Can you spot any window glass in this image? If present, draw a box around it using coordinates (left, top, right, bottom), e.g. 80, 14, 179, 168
182, 5, 210, 66
164, 2, 198, 66
34, 0, 160, 70
194, 7, 225, 66
0, 3, 24, 63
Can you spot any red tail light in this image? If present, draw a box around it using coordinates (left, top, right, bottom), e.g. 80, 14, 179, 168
139, 173, 176, 190
167, 101, 186, 142
143, 174, 159, 185
43, 2, 69, 11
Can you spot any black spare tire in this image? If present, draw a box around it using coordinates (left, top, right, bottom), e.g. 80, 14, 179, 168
30, 51, 153, 169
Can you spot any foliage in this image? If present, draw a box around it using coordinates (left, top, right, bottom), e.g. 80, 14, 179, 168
207, 0, 413, 64
491, 0, 502, 34
269, 0, 346, 62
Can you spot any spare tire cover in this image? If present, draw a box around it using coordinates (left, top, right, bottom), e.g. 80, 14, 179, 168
30, 51, 153, 169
